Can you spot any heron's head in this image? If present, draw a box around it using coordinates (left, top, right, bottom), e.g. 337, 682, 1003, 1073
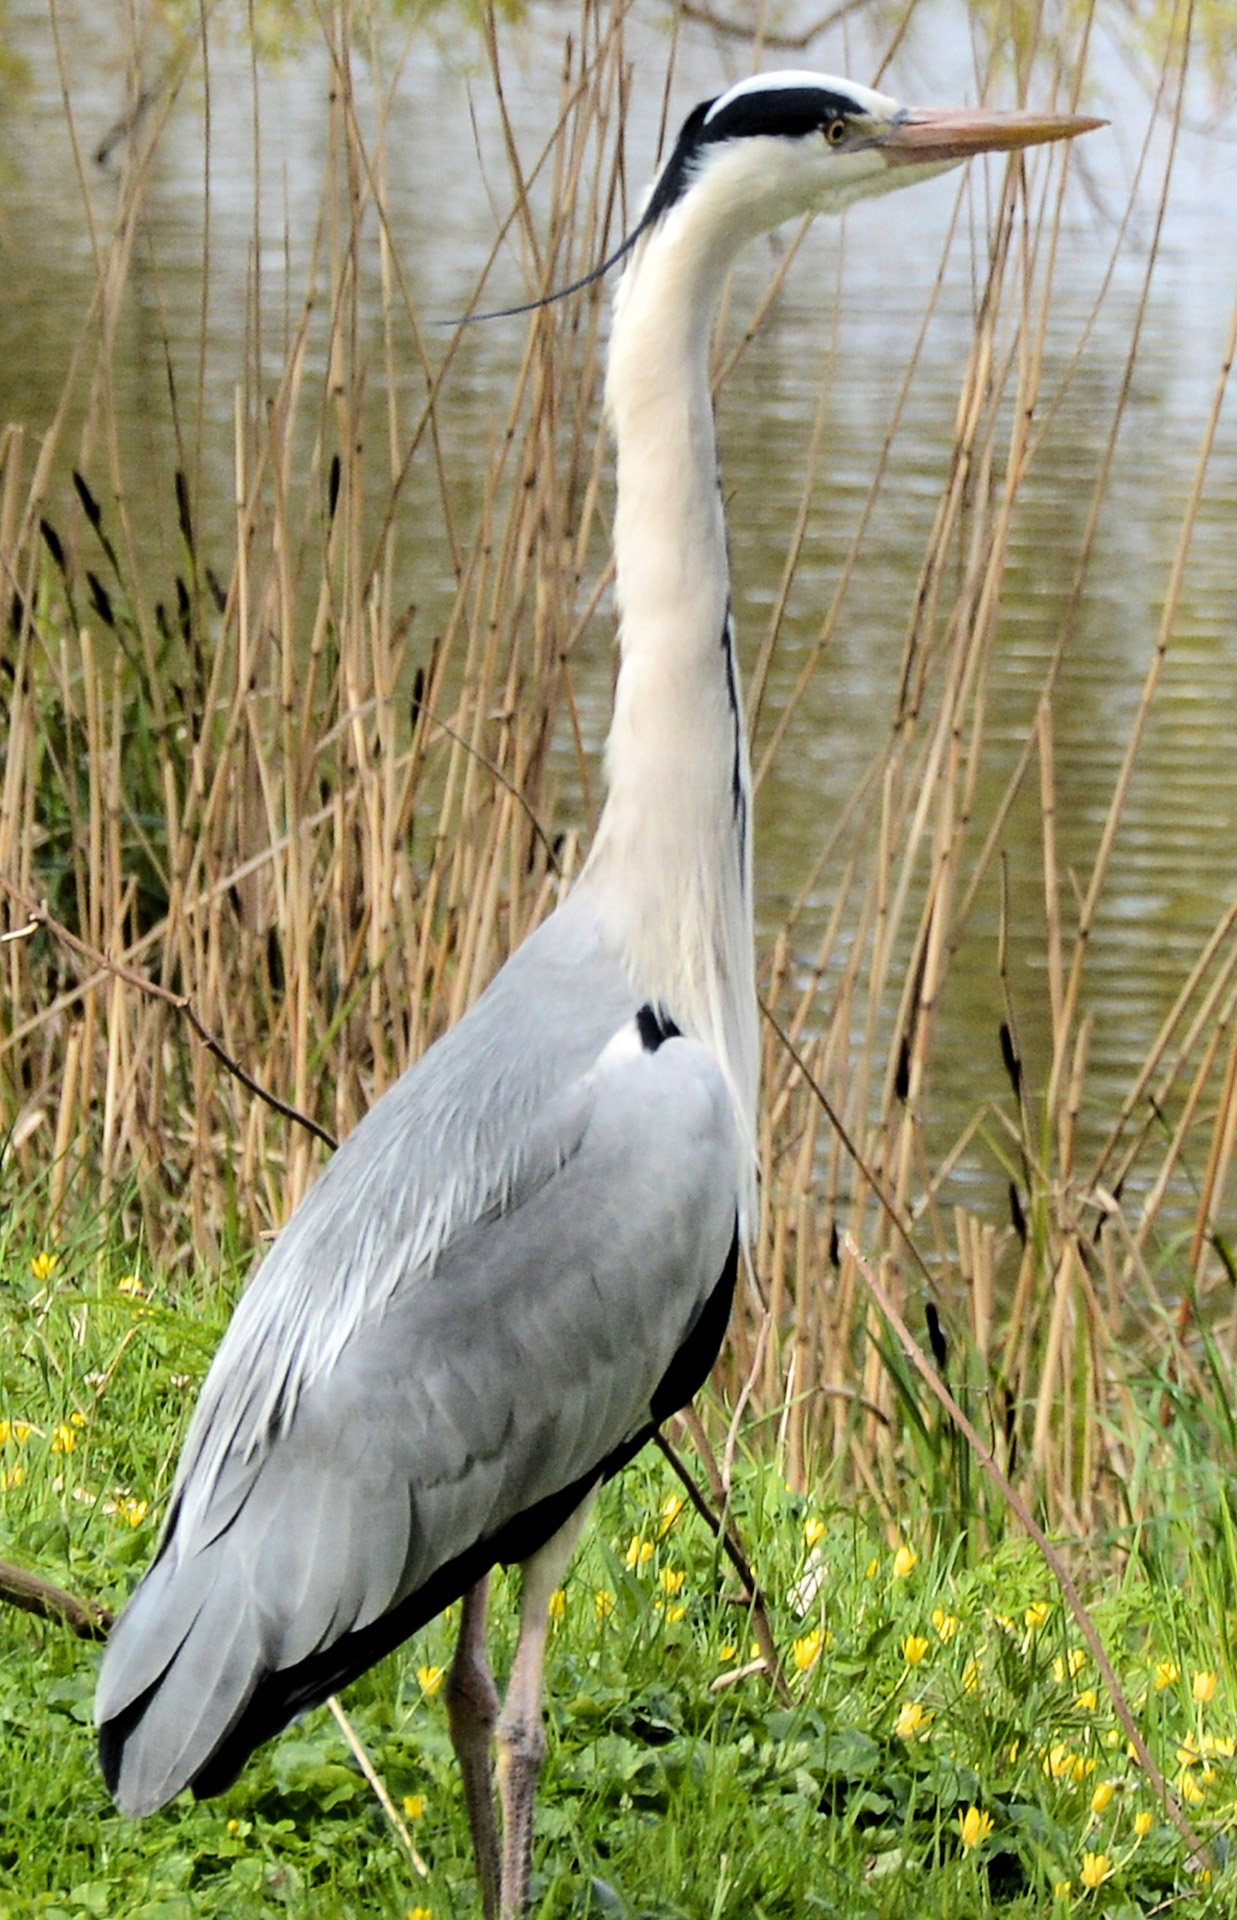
638, 71, 1101, 251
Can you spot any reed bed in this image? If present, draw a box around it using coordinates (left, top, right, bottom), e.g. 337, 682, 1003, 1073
1, 0, 1233, 1562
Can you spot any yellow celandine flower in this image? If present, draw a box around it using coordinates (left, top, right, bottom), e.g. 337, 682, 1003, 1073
1075, 1688, 1098, 1713
665, 1604, 687, 1624
1080, 1852, 1112, 1890
70, 1411, 87, 1428
958, 1806, 993, 1851
902, 1634, 929, 1666
1177, 1738, 1200, 1768
595, 1590, 615, 1621
720, 1643, 737, 1661
1090, 1780, 1114, 1815
1180, 1771, 1205, 1805
1071, 1756, 1097, 1785
0, 1466, 23, 1492
1044, 1744, 1073, 1781
895, 1700, 932, 1740
1193, 1670, 1218, 1704
408, 1908, 433, 1920
547, 1589, 565, 1621
793, 1630, 824, 1672
0, 1422, 8, 1446
625, 1536, 654, 1571
892, 1544, 917, 1579
803, 1516, 826, 1549
1054, 1649, 1087, 1683
51, 1425, 76, 1454
118, 1275, 147, 1297
1053, 1882, 1072, 1900
962, 1659, 982, 1694
659, 1567, 685, 1596
30, 1252, 58, 1281
402, 1794, 425, 1820
123, 1499, 148, 1527
1152, 1660, 1179, 1691
227, 1818, 241, 1835
1133, 1810, 1153, 1838
865, 1557, 879, 1579
1025, 1601, 1050, 1632
1201, 1731, 1236, 1756
1009, 1740, 1020, 1765
750, 1641, 762, 1659
417, 1666, 444, 1698
659, 1495, 685, 1535
931, 1608, 959, 1643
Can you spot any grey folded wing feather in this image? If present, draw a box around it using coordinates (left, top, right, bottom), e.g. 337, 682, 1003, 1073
96, 1010, 737, 1815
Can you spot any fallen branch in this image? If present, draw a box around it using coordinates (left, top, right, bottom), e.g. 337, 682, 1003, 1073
0, 1557, 113, 1640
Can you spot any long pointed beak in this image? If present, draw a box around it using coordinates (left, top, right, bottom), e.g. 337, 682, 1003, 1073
880, 105, 1105, 168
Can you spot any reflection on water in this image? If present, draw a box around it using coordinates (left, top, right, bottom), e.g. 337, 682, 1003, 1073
3, 0, 1236, 1224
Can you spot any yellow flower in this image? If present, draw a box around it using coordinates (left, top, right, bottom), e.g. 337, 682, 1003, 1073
408, 1908, 433, 1920
659, 1567, 685, 1596
902, 1633, 929, 1666
0, 1422, 8, 1446
122, 1498, 148, 1527
12, 1422, 31, 1444
595, 1589, 615, 1621
51, 1424, 76, 1454
1090, 1780, 1114, 1815
402, 1794, 425, 1820
931, 1608, 959, 1643
659, 1494, 685, 1535
720, 1642, 737, 1661
1133, 1810, 1153, 1838
0, 1465, 23, 1491
227, 1817, 241, 1834
1202, 1731, 1236, 1756
1152, 1660, 1179, 1691
1025, 1601, 1050, 1631
625, 1536, 654, 1571
1180, 1770, 1205, 1804
1044, 1744, 1073, 1781
1054, 1649, 1087, 1683
750, 1641, 762, 1659
1071, 1755, 1097, 1784
416, 1665, 444, 1698
547, 1588, 565, 1620
117, 1274, 146, 1297
1193, 1670, 1217, 1704
958, 1806, 993, 1851
665, 1604, 687, 1623
892, 1544, 917, 1579
962, 1658, 982, 1694
895, 1699, 932, 1739
70, 1410, 87, 1428
1053, 1882, 1071, 1900
1075, 1688, 1098, 1712
1009, 1740, 1020, 1765
1080, 1852, 1112, 1890
803, 1516, 826, 1549
30, 1252, 58, 1281
865, 1556, 879, 1578
793, 1630, 823, 1672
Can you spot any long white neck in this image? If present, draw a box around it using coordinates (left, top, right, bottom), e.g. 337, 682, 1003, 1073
579, 193, 758, 1225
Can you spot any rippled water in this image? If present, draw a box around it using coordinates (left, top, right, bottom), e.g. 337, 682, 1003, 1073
3, 0, 1236, 1219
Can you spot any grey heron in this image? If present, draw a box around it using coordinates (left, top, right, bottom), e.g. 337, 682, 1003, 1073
95, 70, 1100, 1917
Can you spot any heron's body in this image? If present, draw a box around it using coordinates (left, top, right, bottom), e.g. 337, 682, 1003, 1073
96, 67, 1099, 1915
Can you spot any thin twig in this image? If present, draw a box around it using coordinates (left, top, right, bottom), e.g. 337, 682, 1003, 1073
653, 1428, 792, 1707
0, 876, 337, 1152
326, 1696, 430, 1879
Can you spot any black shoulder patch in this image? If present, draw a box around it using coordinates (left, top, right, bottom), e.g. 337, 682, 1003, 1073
636, 1004, 682, 1051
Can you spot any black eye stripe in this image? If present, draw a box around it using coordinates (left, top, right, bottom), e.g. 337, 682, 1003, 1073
700, 87, 857, 146
644, 88, 859, 225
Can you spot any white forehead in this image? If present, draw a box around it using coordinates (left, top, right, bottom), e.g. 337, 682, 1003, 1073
703, 70, 900, 124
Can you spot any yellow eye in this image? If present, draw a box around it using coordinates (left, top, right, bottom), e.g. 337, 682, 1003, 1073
826, 118, 847, 145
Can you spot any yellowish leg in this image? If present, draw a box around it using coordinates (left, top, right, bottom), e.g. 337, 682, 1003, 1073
446, 1576, 501, 1920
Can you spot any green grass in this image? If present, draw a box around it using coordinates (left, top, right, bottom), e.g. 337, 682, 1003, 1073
3, 1208, 1237, 1919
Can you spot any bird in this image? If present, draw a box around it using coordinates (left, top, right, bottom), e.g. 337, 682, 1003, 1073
95, 69, 1100, 1918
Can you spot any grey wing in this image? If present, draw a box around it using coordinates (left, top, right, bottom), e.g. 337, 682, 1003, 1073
96, 1027, 737, 1816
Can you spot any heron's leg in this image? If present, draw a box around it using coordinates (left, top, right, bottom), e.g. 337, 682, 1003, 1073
497, 1490, 597, 1919
446, 1574, 501, 1920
